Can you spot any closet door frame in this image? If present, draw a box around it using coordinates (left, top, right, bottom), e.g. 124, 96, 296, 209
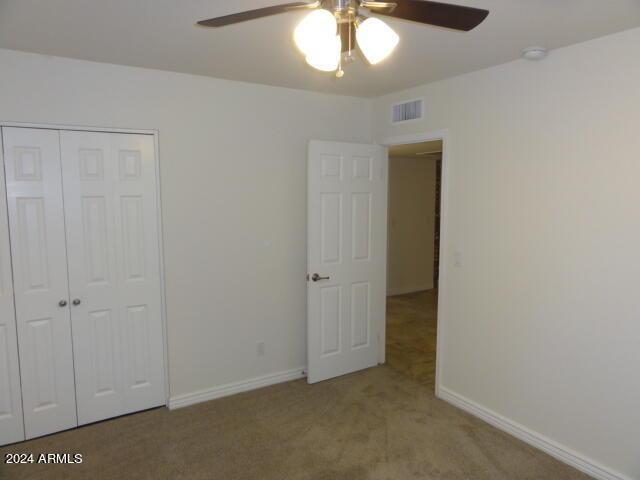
0, 131, 26, 445
0, 121, 170, 408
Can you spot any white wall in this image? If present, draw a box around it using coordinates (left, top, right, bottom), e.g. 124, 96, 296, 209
0, 48, 372, 398
374, 27, 640, 480
387, 156, 437, 295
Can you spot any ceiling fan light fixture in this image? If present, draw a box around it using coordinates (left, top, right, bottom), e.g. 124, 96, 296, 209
294, 9, 337, 55
305, 34, 342, 72
197, 1, 490, 78
356, 17, 399, 65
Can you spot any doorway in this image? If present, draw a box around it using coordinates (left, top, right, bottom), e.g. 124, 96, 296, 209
385, 139, 442, 389
306, 136, 447, 386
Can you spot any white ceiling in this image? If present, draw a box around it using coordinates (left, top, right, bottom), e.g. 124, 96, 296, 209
1, 0, 639, 97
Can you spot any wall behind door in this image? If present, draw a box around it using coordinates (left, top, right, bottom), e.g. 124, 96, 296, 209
387, 156, 437, 296
0, 48, 372, 399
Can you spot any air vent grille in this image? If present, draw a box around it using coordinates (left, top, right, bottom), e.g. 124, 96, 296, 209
392, 99, 423, 123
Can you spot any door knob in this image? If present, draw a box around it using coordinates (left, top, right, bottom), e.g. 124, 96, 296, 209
58, 300, 68, 307
72, 299, 81, 306
311, 273, 330, 282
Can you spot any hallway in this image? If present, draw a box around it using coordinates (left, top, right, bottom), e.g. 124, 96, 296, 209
386, 289, 438, 388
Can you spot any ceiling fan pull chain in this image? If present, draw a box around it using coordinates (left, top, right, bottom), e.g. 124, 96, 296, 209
348, 16, 352, 57
336, 33, 345, 78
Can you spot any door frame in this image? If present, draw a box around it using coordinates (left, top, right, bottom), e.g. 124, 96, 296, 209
379, 129, 450, 396
0, 120, 171, 407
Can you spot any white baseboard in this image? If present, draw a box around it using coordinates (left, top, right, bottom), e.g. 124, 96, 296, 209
387, 283, 434, 296
168, 367, 307, 410
437, 387, 630, 480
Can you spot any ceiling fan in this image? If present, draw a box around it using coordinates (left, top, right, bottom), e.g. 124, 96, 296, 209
197, 0, 489, 77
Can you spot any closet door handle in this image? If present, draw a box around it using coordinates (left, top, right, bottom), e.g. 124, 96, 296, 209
58, 300, 68, 307
72, 299, 81, 306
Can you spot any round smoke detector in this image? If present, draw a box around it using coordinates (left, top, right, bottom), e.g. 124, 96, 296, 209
522, 46, 548, 61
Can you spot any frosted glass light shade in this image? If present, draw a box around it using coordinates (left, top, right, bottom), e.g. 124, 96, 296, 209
294, 9, 337, 55
306, 35, 341, 72
356, 17, 399, 64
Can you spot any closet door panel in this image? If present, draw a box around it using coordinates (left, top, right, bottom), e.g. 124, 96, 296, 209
0, 132, 25, 445
2, 127, 77, 439
113, 134, 165, 413
60, 132, 123, 425
61, 131, 165, 425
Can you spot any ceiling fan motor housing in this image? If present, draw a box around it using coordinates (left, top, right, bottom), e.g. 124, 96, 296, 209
332, 0, 356, 12
328, 0, 359, 23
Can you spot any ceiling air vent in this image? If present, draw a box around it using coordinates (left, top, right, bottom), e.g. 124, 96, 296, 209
392, 99, 423, 123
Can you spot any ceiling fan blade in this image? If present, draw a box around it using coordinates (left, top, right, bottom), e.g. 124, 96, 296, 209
197, 1, 320, 27
372, 0, 489, 31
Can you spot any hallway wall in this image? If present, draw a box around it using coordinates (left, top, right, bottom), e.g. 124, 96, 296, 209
387, 156, 438, 295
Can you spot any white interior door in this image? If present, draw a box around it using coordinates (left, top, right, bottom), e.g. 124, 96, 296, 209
307, 140, 387, 384
2, 127, 78, 438
0, 132, 25, 445
60, 131, 165, 425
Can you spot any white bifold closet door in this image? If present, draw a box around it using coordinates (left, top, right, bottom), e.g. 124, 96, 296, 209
0, 132, 26, 445
3, 127, 78, 439
60, 131, 165, 425
2, 126, 165, 441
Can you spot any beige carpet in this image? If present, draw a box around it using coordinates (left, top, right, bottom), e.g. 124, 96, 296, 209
1, 291, 591, 480
386, 290, 438, 388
